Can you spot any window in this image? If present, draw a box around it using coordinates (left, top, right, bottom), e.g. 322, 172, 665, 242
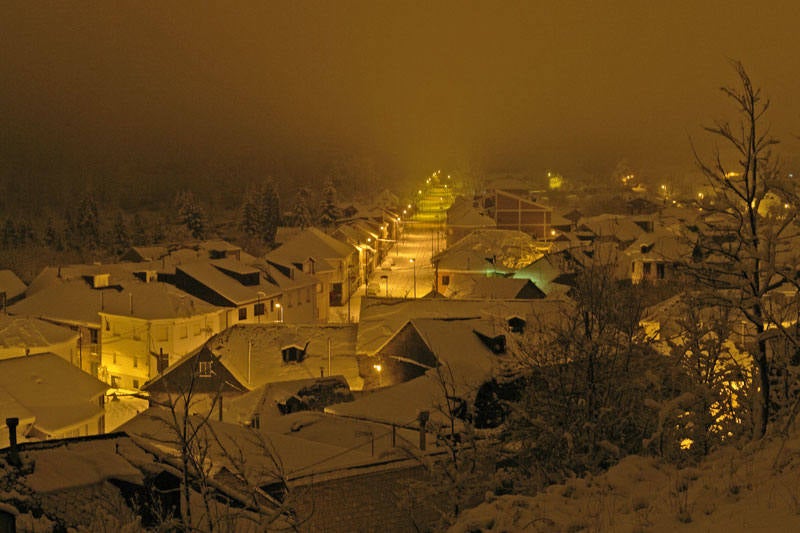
154, 326, 168, 342
442, 275, 450, 286
198, 361, 213, 377
178, 325, 188, 339
306, 287, 311, 303
270, 299, 275, 312
132, 379, 140, 389
90, 329, 99, 344
112, 352, 117, 364
238, 307, 248, 320
192, 321, 202, 336
254, 302, 265, 316
111, 375, 121, 388
657, 263, 665, 279
133, 357, 138, 368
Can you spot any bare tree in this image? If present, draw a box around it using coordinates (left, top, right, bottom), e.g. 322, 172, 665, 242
688, 61, 800, 438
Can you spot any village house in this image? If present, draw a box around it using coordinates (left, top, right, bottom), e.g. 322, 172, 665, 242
143, 323, 361, 407
431, 229, 542, 292
0, 353, 107, 447
266, 227, 358, 320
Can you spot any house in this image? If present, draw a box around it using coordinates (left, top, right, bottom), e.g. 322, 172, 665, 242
624, 228, 690, 284
357, 296, 571, 357
446, 196, 496, 244
513, 250, 581, 296
576, 214, 646, 249
0, 353, 107, 447
121, 407, 441, 532
0, 314, 79, 363
266, 227, 358, 317
333, 220, 382, 285
144, 323, 362, 400
0, 269, 26, 309
97, 281, 225, 389
8, 263, 226, 386
443, 275, 545, 300
431, 229, 542, 292
480, 185, 552, 239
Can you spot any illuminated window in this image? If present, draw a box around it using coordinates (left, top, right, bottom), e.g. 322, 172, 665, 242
198, 361, 213, 377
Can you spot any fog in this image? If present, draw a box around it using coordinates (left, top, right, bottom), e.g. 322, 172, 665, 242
3, 1, 800, 197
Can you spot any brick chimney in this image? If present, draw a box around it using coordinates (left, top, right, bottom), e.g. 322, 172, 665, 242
5, 418, 21, 467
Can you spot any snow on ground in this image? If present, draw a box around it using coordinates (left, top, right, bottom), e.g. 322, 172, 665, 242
449, 428, 800, 532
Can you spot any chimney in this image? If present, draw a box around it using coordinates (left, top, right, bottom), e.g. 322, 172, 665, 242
6, 417, 21, 467
418, 410, 429, 451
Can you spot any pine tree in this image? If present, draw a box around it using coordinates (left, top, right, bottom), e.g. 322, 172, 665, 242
259, 178, 281, 245
130, 213, 148, 246
176, 190, 207, 239
317, 179, 340, 228
109, 212, 130, 255
77, 191, 101, 247
290, 188, 313, 229
43, 217, 63, 251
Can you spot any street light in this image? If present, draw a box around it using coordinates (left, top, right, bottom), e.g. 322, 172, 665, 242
410, 258, 416, 298
275, 302, 284, 323
257, 290, 265, 324
380, 274, 389, 297
373, 363, 383, 387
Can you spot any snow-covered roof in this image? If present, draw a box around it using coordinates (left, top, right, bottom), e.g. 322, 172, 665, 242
433, 229, 542, 273
623, 228, 691, 262
0, 315, 77, 358
121, 407, 422, 486
357, 297, 570, 356
0, 353, 107, 433
23, 437, 144, 492
266, 227, 356, 269
444, 275, 544, 300
176, 261, 281, 306
209, 323, 362, 390
0, 269, 26, 300
578, 214, 645, 243
11, 275, 220, 325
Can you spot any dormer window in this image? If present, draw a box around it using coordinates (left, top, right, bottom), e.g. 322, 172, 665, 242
198, 360, 213, 377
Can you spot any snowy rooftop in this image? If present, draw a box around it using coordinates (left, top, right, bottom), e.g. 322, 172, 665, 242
444, 275, 543, 300
209, 323, 363, 390
433, 229, 542, 272
266, 227, 356, 270
176, 261, 281, 306
357, 297, 570, 356
11, 275, 220, 325
0, 353, 107, 433
0, 315, 77, 355
121, 407, 421, 486
22, 436, 144, 493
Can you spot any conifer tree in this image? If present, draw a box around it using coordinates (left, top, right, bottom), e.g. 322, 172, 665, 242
317, 179, 341, 228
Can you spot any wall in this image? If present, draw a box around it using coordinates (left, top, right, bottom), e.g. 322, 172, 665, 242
293, 464, 439, 533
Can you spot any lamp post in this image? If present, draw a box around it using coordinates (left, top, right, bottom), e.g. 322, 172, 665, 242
275, 302, 284, 323
410, 258, 416, 298
373, 363, 383, 388
380, 274, 389, 297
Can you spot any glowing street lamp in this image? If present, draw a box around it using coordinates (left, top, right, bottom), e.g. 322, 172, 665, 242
275, 302, 284, 323
373, 363, 383, 387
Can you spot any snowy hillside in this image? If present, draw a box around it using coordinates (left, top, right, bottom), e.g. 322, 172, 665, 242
450, 426, 800, 531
